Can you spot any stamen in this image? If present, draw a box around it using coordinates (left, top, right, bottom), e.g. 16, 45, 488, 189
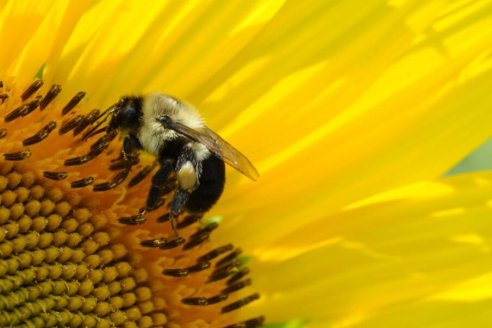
59, 115, 83, 135
39, 84, 62, 110
162, 261, 211, 277
221, 293, 260, 313
86, 109, 101, 123
197, 244, 234, 263
87, 143, 109, 158
64, 154, 94, 166
21, 79, 43, 101
112, 169, 130, 186
72, 116, 90, 136
22, 121, 57, 146
25, 98, 41, 116
90, 130, 117, 151
109, 160, 126, 170
183, 231, 211, 250
140, 237, 185, 249
64, 135, 112, 167
182, 293, 228, 306
118, 209, 147, 225
208, 265, 239, 283
162, 268, 188, 277
62, 91, 86, 115
189, 222, 219, 240
73, 109, 100, 136
221, 279, 252, 294
187, 261, 212, 273
88, 141, 110, 158
81, 104, 119, 141
148, 197, 165, 211
70, 177, 94, 188
216, 248, 243, 268
43, 171, 68, 181
223, 316, 265, 328
93, 181, 115, 192
182, 222, 219, 250
93, 167, 131, 192
5, 99, 39, 122
109, 157, 139, 170
213, 260, 242, 278
128, 165, 154, 187
157, 212, 171, 222
4, 149, 31, 161
226, 267, 250, 285
176, 213, 202, 229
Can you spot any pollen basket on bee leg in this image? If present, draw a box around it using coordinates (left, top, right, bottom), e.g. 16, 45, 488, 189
177, 161, 198, 191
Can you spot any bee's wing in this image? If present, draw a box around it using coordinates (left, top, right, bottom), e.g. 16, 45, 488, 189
161, 118, 259, 180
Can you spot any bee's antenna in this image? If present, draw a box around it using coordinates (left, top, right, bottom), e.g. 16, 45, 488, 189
85, 126, 109, 139
82, 105, 116, 141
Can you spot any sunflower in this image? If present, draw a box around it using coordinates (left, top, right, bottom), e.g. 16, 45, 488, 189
2, 1, 492, 327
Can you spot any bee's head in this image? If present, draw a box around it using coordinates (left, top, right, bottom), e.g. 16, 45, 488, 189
109, 96, 142, 131
82, 96, 143, 141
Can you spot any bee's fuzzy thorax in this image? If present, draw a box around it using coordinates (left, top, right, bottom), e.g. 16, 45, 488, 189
146, 93, 205, 129
138, 93, 204, 156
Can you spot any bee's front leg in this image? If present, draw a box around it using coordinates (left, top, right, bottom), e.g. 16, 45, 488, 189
146, 159, 174, 211
122, 134, 141, 165
119, 159, 173, 227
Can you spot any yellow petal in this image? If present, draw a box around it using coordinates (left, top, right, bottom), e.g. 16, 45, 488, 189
247, 171, 492, 326
212, 0, 492, 251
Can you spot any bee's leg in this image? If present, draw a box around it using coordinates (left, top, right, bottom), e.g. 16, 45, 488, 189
145, 159, 181, 237
162, 187, 189, 237
112, 134, 141, 168
122, 134, 141, 165
146, 159, 174, 211
170, 188, 190, 217
96, 134, 141, 194
116, 135, 143, 226
166, 189, 191, 238
166, 146, 201, 237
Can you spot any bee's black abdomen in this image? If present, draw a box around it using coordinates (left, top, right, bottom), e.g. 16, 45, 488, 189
186, 155, 225, 213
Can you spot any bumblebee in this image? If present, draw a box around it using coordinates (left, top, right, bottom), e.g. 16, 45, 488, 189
84, 93, 258, 232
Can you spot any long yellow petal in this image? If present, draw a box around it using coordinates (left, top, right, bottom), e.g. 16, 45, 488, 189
246, 171, 492, 326
212, 0, 492, 250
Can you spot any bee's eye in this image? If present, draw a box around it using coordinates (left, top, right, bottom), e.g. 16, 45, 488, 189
157, 115, 171, 127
